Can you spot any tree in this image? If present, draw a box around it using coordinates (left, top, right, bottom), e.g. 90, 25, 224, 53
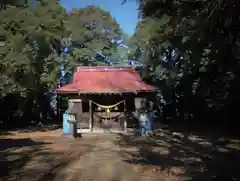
0, 1, 68, 125
0, 0, 27, 9
65, 5, 123, 66
128, 0, 240, 125
128, 16, 170, 64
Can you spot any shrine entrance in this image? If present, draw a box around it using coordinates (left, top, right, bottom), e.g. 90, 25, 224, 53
90, 98, 125, 132
67, 94, 137, 133
78, 95, 135, 133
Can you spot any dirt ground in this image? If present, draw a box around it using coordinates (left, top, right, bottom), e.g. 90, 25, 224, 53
0, 127, 240, 181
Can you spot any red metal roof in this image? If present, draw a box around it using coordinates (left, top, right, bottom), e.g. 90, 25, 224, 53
55, 66, 156, 94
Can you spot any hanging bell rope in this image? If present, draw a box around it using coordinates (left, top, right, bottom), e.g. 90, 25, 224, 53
90, 100, 124, 109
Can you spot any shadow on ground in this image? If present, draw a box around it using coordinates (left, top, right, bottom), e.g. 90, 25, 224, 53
12, 124, 62, 133
0, 133, 95, 181
0, 131, 13, 136
115, 124, 240, 181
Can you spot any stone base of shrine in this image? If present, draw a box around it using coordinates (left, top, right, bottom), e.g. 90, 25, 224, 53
77, 128, 136, 134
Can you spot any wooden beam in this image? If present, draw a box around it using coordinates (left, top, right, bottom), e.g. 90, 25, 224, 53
89, 100, 93, 131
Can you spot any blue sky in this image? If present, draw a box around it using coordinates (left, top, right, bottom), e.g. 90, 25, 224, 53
60, 0, 139, 35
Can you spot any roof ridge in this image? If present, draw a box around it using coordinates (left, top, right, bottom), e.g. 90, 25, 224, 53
76, 66, 136, 72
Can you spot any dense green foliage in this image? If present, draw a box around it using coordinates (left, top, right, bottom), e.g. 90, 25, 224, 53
65, 5, 123, 66
127, 0, 240, 126
0, 2, 125, 127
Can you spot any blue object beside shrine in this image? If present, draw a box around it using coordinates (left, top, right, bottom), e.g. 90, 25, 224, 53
63, 110, 69, 134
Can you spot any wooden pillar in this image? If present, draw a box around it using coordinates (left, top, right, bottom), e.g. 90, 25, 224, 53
89, 100, 93, 131
123, 99, 127, 133
57, 94, 60, 123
